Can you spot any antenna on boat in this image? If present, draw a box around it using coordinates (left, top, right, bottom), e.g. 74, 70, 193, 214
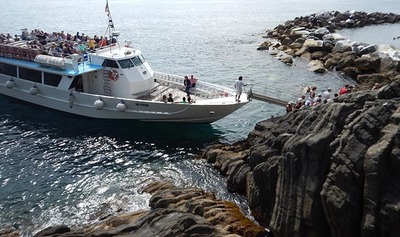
104, 0, 119, 51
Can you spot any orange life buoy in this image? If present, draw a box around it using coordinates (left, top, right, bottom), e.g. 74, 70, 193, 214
109, 69, 119, 81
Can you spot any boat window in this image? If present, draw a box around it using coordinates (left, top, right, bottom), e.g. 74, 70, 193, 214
132, 56, 143, 66
139, 54, 146, 63
19, 67, 42, 83
68, 76, 83, 92
118, 59, 134, 69
44, 72, 62, 87
102, 59, 119, 68
0, 62, 17, 77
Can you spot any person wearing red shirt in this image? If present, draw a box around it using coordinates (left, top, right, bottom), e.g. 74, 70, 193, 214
339, 85, 350, 95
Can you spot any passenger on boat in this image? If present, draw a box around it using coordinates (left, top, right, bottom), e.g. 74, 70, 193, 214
94, 35, 100, 43
190, 75, 197, 88
60, 31, 66, 40
63, 44, 73, 55
48, 43, 61, 56
98, 37, 108, 47
167, 93, 174, 102
161, 95, 167, 103
180, 97, 188, 103
81, 33, 86, 42
75, 32, 81, 40
78, 42, 87, 54
21, 31, 27, 40
234, 76, 246, 102
71, 43, 80, 54
88, 38, 96, 50
184, 76, 191, 96
47, 45, 53, 56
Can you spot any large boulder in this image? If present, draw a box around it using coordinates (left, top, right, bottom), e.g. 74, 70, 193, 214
332, 40, 353, 53
354, 55, 381, 72
308, 60, 327, 73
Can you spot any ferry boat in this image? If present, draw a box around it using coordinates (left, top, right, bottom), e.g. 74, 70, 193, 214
0, 6, 250, 123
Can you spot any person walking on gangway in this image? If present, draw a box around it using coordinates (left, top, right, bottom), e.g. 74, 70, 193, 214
234, 76, 246, 102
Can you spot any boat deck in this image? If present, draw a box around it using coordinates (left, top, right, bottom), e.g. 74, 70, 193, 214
140, 82, 220, 104
146, 72, 238, 104
0, 39, 104, 76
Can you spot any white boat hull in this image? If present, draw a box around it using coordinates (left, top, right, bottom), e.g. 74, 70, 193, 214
0, 75, 248, 123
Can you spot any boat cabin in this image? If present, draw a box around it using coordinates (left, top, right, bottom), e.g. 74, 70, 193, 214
0, 42, 154, 99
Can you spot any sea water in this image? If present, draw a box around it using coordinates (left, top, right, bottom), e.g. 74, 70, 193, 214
0, 0, 399, 235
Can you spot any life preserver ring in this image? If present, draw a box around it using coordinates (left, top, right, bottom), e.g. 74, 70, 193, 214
109, 69, 119, 81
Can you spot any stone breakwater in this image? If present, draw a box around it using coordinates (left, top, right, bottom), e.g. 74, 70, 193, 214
258, 11, 400, 89
201, 80, 400, 237
1, 181, 265, 237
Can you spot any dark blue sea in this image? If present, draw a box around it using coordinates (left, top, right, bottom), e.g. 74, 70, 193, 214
1, 0, 399, 235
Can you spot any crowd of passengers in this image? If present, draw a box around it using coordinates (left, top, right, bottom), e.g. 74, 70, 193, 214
286, 83, 382, 113
0, 29, 117, 57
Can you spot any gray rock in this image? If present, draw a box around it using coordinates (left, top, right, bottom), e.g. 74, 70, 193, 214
359, 44, 379, 55
308, 60, 327, 73
354, 56, 381, 72
202, 80, 400, 237
33, 226, 71, 237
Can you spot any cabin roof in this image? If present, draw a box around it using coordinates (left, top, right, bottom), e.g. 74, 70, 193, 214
0, 56, 103, 76
92, 45, 140, 60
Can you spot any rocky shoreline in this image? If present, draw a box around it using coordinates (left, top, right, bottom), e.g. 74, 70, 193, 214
2, 181, 266, 237
257, 11, 400, 90
201, 80, 400, 236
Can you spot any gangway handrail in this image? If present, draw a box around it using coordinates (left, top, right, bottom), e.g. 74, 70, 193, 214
247, 83, 303, 106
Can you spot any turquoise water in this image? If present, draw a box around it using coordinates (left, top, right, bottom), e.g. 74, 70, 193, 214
1, 0, 399, 235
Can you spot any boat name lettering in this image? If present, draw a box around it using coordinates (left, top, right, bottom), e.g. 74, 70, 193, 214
135, 103, 149, 107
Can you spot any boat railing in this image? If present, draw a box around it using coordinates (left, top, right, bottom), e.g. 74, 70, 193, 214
0, 42, 41, 61
248, 83, 303, 105
93, 43, 119, 54
154, 71, 234, 101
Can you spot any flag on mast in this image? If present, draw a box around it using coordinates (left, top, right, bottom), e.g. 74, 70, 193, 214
105, 0, 110, 15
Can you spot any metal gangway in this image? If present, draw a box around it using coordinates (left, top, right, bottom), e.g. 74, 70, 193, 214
247, 84, 303, 107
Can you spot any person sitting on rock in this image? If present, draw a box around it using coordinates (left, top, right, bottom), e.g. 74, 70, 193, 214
309, 86, 317, 99
313, 93, 323, 106
322, 88, 331, 101
339, 84, 350, 95
371, 83, 380, 90
286, 101, 294, 113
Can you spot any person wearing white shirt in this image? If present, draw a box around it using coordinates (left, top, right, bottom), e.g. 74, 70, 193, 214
322, 88, 331, 102
234, 76, 246, 102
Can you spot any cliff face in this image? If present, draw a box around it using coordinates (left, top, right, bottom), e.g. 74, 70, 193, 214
202, 80, 400, 237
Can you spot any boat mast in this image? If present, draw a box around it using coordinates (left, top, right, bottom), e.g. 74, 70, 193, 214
104, 0, 119, 51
